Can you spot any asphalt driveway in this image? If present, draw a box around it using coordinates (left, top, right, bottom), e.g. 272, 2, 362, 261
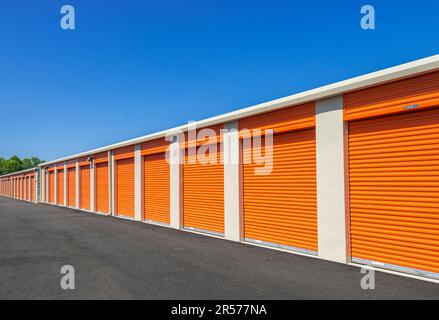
0, 197, 438, 300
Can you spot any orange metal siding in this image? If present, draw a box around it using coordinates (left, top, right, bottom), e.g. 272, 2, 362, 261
141, 138, 169, 156
243, 129, 318, 252
143, 153, 170, 224
116, 158, 135, 218
49, 172, 55, 203
239, 103, 315, 137
57, 170, 65, 205
348, 108, 439, 275
344, 71, 439, 121
67, 168, 76, 207
95, 162, 109, 213
183, 143, 224, 234
114, 146, 134, 160
80, 165, 90, 210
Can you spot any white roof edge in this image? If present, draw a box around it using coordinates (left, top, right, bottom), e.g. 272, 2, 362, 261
39, 54, 439, 167
0, 167, 38, 178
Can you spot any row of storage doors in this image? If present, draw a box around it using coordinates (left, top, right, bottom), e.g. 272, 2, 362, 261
0, 175, 35, 201
109, 105, 439, 278
114, 154, 170, 225
345, 71, 439, 278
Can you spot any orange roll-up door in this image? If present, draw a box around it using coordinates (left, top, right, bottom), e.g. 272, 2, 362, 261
95, 162, 109, 213
80, 165, 90, 210
20, 177, 23, 200
344, 71, 439, 121
348, 108, 439, 278
26, 176, 30, 201
116, 158, 135, 218
49, 172, 55, 203
67, 168, 76, 207
30, 176, 34, 202
243, 129, 318, 254
144, 152, 170, 224
57, 170, 65, 206
183, 143, 224, 235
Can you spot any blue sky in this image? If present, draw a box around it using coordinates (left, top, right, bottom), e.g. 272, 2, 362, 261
0, 0, 438, 161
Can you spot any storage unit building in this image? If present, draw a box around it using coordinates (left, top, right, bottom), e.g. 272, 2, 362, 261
114, 146, 135, 218
142, 138, 171, 225
183, 125, 224, 235
2, 55, 438, 281
95, 152, 109, 214
240, 103, 318, 254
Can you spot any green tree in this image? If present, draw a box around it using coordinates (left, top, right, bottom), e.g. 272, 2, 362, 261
0, 157, 5, 175
30, 157, 43, 168
4, 156, 22, 174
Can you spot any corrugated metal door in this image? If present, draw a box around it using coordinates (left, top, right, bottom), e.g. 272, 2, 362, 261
116, 158, 135, 218
22, 177, 26, 200
143, 152, 170, 224
95, 162, 109, 213
344, 71, 439, 121
49, 172, 55, 203
348, 108, 439, 277
57, 170, 65, 206
243, 129, 318, 254
67, 168, 76, 207
183, 143, 224, 235
25, 177, 29, 201
80, 165, 90, 210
